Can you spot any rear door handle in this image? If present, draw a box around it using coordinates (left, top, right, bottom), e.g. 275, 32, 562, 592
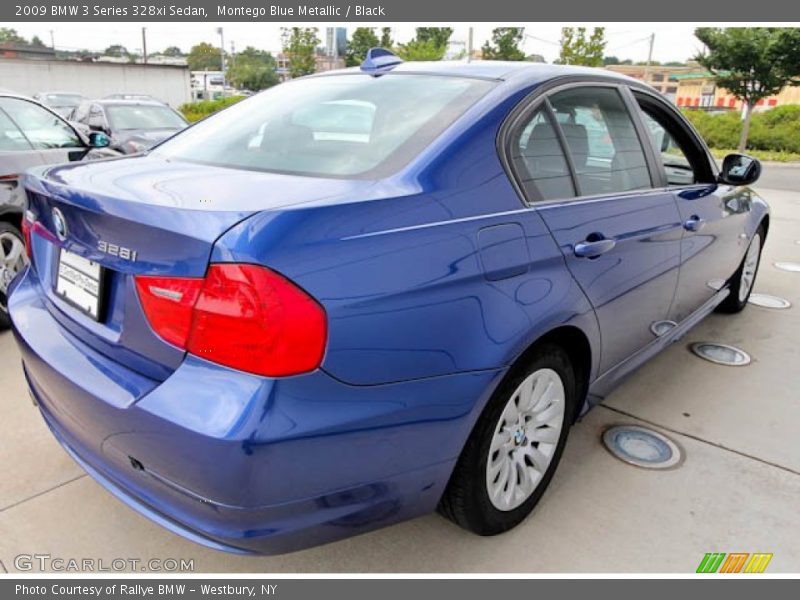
574, 238, 616, 258
684, 215, 706, 232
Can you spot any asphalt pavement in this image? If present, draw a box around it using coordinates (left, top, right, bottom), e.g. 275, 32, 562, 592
755, 161, 800, 192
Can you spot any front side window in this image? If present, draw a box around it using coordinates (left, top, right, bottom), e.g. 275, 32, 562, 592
0, 98, 81, 150
640, 110, 697, 186
153, 74, 494, 178
634, 95, 715, 187
0, 108, 33, 152
549, 87, 651, 196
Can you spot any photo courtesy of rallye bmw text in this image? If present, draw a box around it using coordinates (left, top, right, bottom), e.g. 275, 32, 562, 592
0, 0, 798, 593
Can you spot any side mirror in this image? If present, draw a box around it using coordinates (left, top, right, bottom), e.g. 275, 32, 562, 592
719, 153, 761, 186
88, 131, 111, 148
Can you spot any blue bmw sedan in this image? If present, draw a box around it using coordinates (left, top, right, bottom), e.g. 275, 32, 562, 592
9, 50, 768, 554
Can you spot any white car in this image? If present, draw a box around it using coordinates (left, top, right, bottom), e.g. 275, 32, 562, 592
0, 93, 112, 328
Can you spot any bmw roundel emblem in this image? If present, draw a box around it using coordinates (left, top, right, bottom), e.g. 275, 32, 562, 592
52, 207, 67, 241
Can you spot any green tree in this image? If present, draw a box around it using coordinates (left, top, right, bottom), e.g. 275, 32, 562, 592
0, 28, 27, 44
30, 35, 46, 48
380, 27, 393, 48
603, 55, 621, 65
104, 44, 129, 58
396, 39, 447, 61
415, 28, 452, 49
162, 46, 184, 57
396, 27, 452, 61
227, 47, 279, 92
558, 27, 606, 67
282, 27, 320, 78
187, 42, 223, 71
694, 27, 800, 152
346, 27, 379, 67
482, 28, 526, 61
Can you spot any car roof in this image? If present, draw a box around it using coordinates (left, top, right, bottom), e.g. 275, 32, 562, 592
95, 99, 168, 107
0, 92, 33, 100
320, 60, 641, 85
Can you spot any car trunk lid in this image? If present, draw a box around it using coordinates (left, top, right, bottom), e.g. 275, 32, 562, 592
23, 155, 375, 380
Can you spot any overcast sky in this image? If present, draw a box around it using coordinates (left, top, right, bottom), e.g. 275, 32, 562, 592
11, 23, 708, 63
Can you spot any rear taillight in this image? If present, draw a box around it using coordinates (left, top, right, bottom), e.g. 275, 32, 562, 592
22, 210, 34, 260
134, 276, 203, 348
135, 264, 327, 377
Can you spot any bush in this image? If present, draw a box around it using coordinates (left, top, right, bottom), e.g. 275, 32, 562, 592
179, 96, 245, 123
683, 105, 800, 154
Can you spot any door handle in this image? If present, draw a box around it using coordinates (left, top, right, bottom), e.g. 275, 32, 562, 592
574, 237, 616, 258
684, 215, 706, 232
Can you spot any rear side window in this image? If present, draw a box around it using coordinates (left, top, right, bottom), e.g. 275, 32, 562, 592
510, 107, 575, 201
105, 105, 187, 130
153, 74, 494, 178
549, 87, 651, 196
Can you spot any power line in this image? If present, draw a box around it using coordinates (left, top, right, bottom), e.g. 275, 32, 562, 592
606, 35, 653, 52
523, 34, 560, 46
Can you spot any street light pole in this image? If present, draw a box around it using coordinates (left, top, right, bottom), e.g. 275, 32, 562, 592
141, 27, 148, 64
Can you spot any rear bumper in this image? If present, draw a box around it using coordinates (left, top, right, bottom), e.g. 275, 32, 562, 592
10, 267, 503, 554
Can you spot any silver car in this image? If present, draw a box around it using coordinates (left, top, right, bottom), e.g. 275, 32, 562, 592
0, 93, 112, 328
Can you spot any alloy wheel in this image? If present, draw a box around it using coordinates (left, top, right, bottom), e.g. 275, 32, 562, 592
739, 233, 761, 303
0, 231, 27, 312
486, 368, 566, 511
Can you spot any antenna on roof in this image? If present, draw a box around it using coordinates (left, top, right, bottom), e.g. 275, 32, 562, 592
360, 47, 403, 76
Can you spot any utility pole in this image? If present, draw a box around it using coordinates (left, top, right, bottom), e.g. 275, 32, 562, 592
643, 32, 655, 82
141, 27, 148, 64
49, 30, 55, 50
229, 41, 235, 87
216, 27, 226, 87
467, 27, 473, 63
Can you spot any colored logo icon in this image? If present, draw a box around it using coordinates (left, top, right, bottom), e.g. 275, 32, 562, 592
696, 552, 773, 573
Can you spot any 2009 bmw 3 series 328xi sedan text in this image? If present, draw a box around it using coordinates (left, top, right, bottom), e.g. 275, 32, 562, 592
9, 50, 769, 554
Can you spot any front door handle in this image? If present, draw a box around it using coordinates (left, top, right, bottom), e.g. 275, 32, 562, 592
684, 215, 706, 232
574, 237, 616, 258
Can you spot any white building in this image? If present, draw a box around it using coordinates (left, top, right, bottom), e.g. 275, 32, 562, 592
190, 70, 226, 100
0, 58, 191, 107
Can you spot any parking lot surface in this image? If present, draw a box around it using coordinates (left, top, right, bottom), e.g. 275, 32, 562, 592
1, 175, 798, 573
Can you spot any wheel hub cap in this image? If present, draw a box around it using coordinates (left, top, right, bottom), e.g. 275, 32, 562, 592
486, 368, 566, 512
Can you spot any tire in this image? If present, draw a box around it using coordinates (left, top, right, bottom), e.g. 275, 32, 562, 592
0, 221, 27, 330
438, 343, 577, 535
717, 225, 765, 314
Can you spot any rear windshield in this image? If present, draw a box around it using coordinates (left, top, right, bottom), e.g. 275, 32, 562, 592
153, 73, 495, 178
45, 94, 83, 106
106, 105, 187, 130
